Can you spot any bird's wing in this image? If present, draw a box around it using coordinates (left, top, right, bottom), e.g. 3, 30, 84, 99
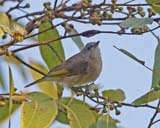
47, 64, 71, 77
48, 54, 88, 77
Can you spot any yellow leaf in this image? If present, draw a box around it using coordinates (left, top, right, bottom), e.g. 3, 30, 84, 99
0, 13, 11, 36
29, 61, 58, 100
21, 92, 58, 128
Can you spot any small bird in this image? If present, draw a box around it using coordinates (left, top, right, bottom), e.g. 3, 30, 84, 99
24, 41, 102, 88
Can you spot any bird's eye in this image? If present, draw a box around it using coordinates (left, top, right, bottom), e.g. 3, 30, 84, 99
87, 45, 93, 50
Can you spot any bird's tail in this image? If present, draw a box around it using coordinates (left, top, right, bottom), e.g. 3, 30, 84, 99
24, 76, 45, 88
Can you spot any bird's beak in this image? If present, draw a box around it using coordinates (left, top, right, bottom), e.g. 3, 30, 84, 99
96, 41, 100, 46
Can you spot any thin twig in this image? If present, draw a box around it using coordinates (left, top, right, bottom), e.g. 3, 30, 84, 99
6, 1, 22, 14
24, 20, 69, 39
118, 102, 157, 110
152, 119, 160, 125
9, 116, 11, 128
72, 87, 158, 110
13, 55, 46, 76
53, 0, 58, 10
147, 99, 160, 128
15, 11, 44, 21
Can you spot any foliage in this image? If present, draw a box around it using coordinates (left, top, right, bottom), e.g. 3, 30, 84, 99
0, 0, 160, 128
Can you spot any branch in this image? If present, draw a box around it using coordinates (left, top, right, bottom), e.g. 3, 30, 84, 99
53, 0, 58, 10
13, 55, 46, 76
24, 20, 69, 39
152, 119, 160, 126
0, 25, 159, 56
15, 11, 44, 21
71, 86, 158, 111
147, 99, 160, 128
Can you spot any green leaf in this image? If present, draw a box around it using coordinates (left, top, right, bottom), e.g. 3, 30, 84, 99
146, 0, 160, 13
152, 2, 160, 13
0, 65, 5, 89
66, 104, 96, 128
0, 67, 19, 124
56, 98, 83, 124
30, 61, 58, 100
0, 13, 11, 36
64, 23, 84, 50
96, 114, 119, 128
9, 66, 15, 100
57, 98, 97, 125
113, 46, 145, 65
21, 92, 58, 128
0, 99, 19, 124
9, 67, 15, 94
38, 21, 65, 98
146, 0, 160, 4
56, 109, 69, 124
9, 66, 15, 126
38, 21, 65, 69
151, 38, 160, 88
132, 90, 160, 105
0, 73, 3, 86
102, 89, 126, 101
120, 17, 153, 28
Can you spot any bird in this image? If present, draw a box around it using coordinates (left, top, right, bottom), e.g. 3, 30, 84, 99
24, 41, 102, 88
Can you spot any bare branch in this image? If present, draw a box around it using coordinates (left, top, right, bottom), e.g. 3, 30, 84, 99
147, 100, 160, 128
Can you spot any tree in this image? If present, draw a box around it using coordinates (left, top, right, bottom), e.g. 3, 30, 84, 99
0, 0, 160, 128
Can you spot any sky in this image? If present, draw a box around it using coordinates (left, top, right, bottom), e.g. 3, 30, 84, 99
0, 0, 160, 128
